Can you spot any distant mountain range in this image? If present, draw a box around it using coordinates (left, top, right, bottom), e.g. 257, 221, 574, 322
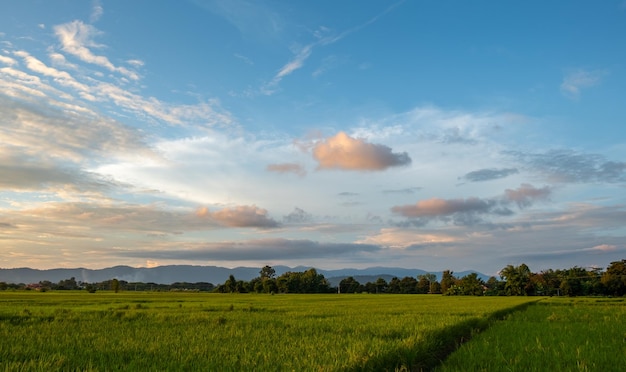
0, 265, 490, 286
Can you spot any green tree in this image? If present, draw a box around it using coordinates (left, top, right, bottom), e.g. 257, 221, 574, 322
224, 275, 237, 293
274, 269, 330, 293
459, 273, 484, 295
399, 276, 418, 294
263, 278, 277, 294
363, 281, 376, 293
235, 280, 248, 293
276, 274, 290, 293
39, 280, 54, 291
484, 276, 503, 296
57, 277, 78, 290
429, 281, 442, 294
588, 267, 605, 295
301, 268, 325, 293
249, 277, 263, 293
339, 277, 360, 293
417, 273, 437, 294
538, 269, 561, 296
259, 265, 276, 280
528, 272, 546, 296
111, 278, 120, 293
416, 275, 430, 294
601, 260, 626, 296
440, 270, 456, 294
387, 277, 401, 294
559, 267, 589, 296
500, 264, 531, 296
375, 278, 388, 293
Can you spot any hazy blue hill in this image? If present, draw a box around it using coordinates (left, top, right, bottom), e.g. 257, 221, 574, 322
0, 265, 489, 286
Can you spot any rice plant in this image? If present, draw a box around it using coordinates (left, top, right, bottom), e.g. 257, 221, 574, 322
0, 292, 537, 371
437, 297, 626, 371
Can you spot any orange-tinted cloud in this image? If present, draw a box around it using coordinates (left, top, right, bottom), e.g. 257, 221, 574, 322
391, 184, 552, 226
504, 184, 551, 208
312, 132, 411, 171
591, 244, 617, 252
391, 197, 493, 218
357, 228, 458, 249
266, 163, 306, 176
198, 205, 279, 228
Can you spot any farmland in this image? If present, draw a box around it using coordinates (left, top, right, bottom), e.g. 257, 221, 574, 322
437, 297, 626, 371
0, 292, 537, 371
1, 293, 624, 371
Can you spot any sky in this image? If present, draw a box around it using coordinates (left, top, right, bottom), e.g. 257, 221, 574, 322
1, 0, 625, 276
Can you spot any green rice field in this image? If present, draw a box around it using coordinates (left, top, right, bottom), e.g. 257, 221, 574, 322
437, 297, 626, 371
0, 293, 623, 371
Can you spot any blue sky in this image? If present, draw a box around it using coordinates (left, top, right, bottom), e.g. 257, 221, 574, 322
1, 0, 625, 275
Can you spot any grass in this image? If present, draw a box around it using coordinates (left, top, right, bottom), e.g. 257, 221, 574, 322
0, 292, 536, 371
437, 297, 626, 371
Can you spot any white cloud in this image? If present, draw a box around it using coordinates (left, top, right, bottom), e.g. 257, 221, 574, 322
126, 59, 144, 67
0, 94, 150, 164
0, 66, 74, 102
0, 54, 17, 66
14, 50, 93, 99
89, 82, 233, 127
560, 68, 608, 99
53, 20, 139, 80
277, 45, 312, 79
49, 52, 79, 70
2, 41, 230, 129
90, 0, 104, 23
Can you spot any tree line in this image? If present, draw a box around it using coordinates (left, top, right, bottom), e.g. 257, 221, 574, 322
215, 261, 626, 297
1, 260, 624, 296
214, 267, 334, 294
0, 277, 215, 293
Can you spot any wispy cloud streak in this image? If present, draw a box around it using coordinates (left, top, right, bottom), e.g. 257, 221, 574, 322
54, 20, 139, 80
263, 1, 404, 94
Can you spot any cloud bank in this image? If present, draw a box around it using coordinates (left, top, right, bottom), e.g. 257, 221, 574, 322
509, 149, 626, 183
391, 184, 552, 226
116, 238, 380, 261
